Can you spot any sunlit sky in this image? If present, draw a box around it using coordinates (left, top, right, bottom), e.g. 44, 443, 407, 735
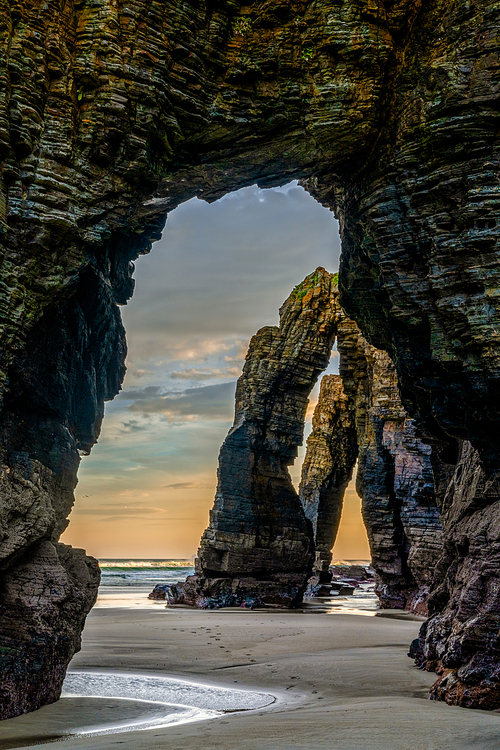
61, 182, 369, 561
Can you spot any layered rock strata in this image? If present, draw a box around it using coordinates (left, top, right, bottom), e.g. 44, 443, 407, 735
179, 269, 341, 608
0, 261, 123, 717
299, 318, 443, 614
410, 440, 500, 708
299, 374, 358, 581
0, 0, 499, 713
338, 324, 443, 614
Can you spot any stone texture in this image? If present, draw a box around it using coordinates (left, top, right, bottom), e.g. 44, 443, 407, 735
410, 440, 500, 707
337, 323, 443, 614
298, 315, 442, 614
299, 374, 358, 580
0, 0, 499, 713
0, 540, 99, 720
0, 240, 124, 716
185, 268, 341, 608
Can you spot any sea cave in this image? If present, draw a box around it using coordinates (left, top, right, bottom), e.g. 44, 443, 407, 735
1, 0, 500, 740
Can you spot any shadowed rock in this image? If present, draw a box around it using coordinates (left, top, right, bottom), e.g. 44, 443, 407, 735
299, 374, 358, 580
299, 318, 442, 614
411, 441, 500, 708
0, 541, 99, 720
1, 0, 500, 713
0, 261, 124, 717
181, 269, 341, 608
337, 323, 443, 615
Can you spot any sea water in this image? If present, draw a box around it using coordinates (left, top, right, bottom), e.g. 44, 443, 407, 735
60, 671, 274, 736
95, 558, 379, 614
95, 559, 195, 608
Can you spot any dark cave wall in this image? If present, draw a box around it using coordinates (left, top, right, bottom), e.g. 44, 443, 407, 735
0, 0, 499, 714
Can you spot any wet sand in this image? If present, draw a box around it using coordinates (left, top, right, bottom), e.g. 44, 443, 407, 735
2, 607, 500, 749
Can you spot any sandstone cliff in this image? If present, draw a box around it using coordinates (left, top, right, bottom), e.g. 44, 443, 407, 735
0, 0, 499, 714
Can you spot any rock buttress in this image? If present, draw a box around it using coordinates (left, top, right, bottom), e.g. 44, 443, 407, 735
410, 440, 500, 708
299, 374, 358, 580
0, 249, 126, 717
323, 0, 500, 705
337, 321, 443, 615
181, 269, 341, 608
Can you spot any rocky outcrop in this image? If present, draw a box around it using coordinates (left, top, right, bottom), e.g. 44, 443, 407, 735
299, 317, 442, 614
0, 541, 99, 720
337, 323, 443, 614
1, 0, 500, 713
299, 374, 358, 580
181, 269, 341, 608
410, 440, 500, 708
0, 259, 123, 717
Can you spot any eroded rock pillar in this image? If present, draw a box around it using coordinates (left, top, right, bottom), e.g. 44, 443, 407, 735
181, 269, 342, 608
337, 322, 443, 614
299, 374, 358, 579
0, 261, 129, 718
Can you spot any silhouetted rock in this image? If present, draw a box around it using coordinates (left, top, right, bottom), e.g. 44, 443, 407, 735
0, 541, 99, 720
337, 324, 443, 615
299, 317, 443, 614
330, 565, 373, 582
148, 584, 171, 601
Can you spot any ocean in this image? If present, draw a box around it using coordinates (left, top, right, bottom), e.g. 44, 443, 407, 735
96, 559, 195, 609
95, 559, 379, 614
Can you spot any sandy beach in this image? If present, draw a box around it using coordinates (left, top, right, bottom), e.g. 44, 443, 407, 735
2, 606, 500, 749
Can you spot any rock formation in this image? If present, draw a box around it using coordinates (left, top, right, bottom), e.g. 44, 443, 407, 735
0, 260, 122, 717
300, 318, 443, 615
410, 441, 500, 708
299, 374, 358, 581
1, 0, 500, 714
179, 268, 340, 608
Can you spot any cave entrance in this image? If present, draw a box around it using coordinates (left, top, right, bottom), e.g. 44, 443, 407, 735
61, 182, 370, 566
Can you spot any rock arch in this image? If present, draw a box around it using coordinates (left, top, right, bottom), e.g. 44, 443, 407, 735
1, 0, 500, 716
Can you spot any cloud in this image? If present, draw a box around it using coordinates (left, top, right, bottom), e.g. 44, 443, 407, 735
63, 182, 345, 558
224, 340, 249, 363
170, 367, 241, 381
121, 182, 340, 363
126, 382, 237, 421
118, 420, 148, 434
164, 481, 212, 489
121, 386, 163, 401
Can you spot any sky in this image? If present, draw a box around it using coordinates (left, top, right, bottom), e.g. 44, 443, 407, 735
61, 182, 370, 561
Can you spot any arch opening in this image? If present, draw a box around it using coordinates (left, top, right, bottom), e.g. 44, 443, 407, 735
61, 182, 345, 562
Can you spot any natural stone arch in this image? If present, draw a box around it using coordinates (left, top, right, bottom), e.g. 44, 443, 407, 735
1, 0, 500, 717
299, 326, 443, 615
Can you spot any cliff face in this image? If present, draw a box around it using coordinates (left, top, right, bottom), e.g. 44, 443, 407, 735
299, 374, 358, 579
0, 262, 122, 717
299, 317, 442, 614
411, 440, 500, 708
0, 0, 499, 714
182, 269, 340, 608
339, 327, 443, 613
